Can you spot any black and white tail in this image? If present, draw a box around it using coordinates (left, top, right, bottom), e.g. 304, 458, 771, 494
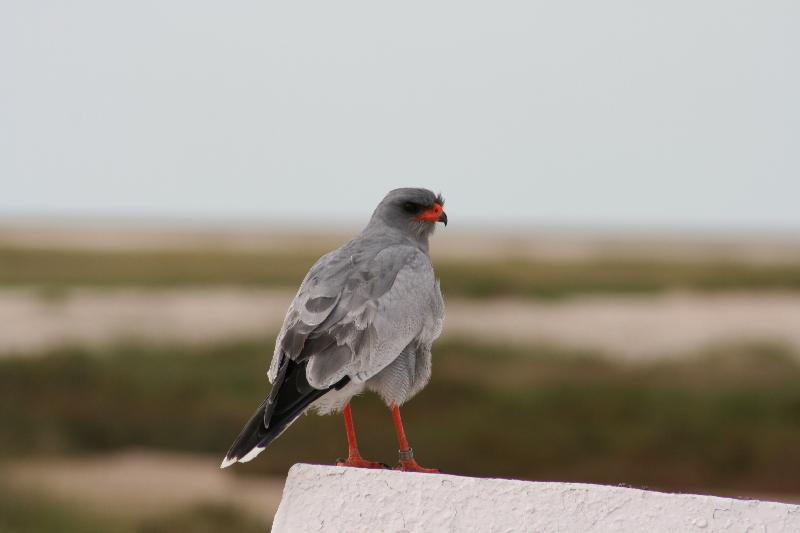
220, 358, 347, 468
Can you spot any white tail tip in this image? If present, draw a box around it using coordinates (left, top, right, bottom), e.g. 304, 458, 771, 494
220, 456, 238, 469
238, 445, 266, 463
220, 445, 266, 469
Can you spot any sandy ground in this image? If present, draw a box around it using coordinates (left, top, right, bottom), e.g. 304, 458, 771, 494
2, 288, 799, 359
450, 291, 800, 360
0, 288, 291, 354
2, 451, 284, 523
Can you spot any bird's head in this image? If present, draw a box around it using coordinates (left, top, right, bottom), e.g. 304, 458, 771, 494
370, 188, 447, 239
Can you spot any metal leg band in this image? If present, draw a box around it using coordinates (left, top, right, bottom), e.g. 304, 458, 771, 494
398, 448, 415, 461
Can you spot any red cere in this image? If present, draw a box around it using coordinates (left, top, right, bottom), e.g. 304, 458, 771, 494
415, 202, 443, 223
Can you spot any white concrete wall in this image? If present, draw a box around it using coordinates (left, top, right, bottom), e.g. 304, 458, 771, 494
272, 464, 800, 533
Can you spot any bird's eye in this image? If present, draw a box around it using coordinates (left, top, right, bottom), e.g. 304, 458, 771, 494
403, 202, 419, 213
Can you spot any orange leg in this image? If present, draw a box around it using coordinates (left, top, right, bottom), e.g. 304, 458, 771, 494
336, 404, 388, 469
391, 405, 439, 473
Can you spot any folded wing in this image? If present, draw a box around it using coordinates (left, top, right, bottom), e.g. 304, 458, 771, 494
268, 245, 441, 389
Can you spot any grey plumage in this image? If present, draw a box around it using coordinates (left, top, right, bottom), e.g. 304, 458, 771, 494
222, 188, 446, 467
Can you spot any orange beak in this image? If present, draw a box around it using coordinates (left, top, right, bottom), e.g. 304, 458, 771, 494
415, 202, 447, 225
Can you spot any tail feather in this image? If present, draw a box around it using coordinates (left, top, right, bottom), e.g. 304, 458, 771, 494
221, 358, 348, 468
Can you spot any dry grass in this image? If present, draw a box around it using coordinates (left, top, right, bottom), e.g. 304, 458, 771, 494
3, 246, 800, 299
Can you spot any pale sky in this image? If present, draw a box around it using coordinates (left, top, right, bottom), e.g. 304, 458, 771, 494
1, 2, 799, 230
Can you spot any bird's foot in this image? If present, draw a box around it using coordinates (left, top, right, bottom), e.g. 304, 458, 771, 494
395, 458, 439, 473
394, 449, 439, 473
336, 453, 389, 470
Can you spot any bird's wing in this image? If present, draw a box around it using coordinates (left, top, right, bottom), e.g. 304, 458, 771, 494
268, 244, 440, 389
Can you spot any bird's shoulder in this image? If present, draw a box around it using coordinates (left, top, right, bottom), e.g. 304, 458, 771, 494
300, 235, 431, 295
268, 237, 433, 377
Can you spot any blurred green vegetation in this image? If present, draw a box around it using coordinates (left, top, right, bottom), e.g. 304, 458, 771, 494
0, 484, 112, 533
3, 246, 800, 298
2, 338, 799, 494
0, 483, 267, 533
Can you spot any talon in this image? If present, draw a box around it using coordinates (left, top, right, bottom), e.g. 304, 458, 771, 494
395, 458, 439, 473
337, 455, 390, 469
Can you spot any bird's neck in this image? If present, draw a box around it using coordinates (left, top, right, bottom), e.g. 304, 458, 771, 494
361, 221, 432, 254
